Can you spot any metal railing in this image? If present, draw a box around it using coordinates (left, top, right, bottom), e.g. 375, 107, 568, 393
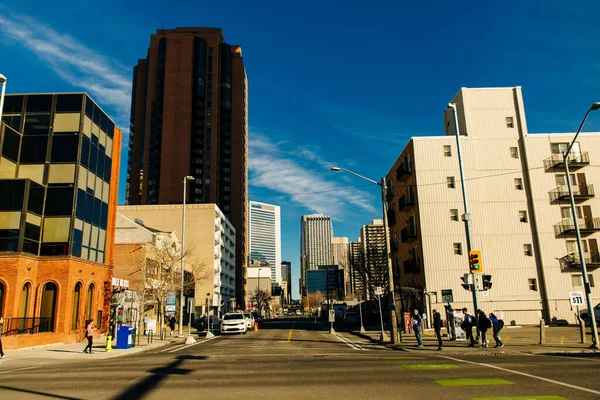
544, 151, 589, 170
549, 184, 594, 202
554, 217, 600, 236
559, 252, 600, 271
401, 226, 417, 242
399, 194, 415, 210
2, 317, 53, 336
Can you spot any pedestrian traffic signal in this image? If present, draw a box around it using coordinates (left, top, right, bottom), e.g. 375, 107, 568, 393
469, 250, 483, 273
460, 274, 472, 291
482, 274, 492, 290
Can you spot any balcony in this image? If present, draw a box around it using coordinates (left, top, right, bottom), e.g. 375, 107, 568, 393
549, 184, 594, 202
554, 217, 600, 236
401, 226, 417, 242
544, 152, 589, 171
399, 194, 415, 210
387, 209, 396, 225
559, 252, 600, 271
395, 163, 412, 181
390, 238, 398, 251
403, 259, 420, 273
385, 187, 394, 201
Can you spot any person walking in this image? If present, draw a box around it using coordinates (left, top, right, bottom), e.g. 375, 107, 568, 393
432, 309, 443, 350
168, 316, 176, 336
83, 319, 95, 354
489, 313, 505, 348
461, 307, 476, 347
411, 309, 423, 347
477, 310, 491, 348
0, 316, 6, 359
445, 304, 456, 341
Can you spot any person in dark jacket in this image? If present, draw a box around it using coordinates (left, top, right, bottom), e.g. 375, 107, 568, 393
411, 309, 423, 347
168, 316, 176, 336
461, 307, 476, 347
432, 309, 443, 350
489, 313, 504, 348
477, 310, 491, 348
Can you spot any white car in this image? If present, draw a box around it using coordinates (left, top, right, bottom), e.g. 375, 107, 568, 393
220, 313, 247, 334
243, 313, 255, 330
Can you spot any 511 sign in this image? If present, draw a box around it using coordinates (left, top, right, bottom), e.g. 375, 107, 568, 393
570, 291, 584, 306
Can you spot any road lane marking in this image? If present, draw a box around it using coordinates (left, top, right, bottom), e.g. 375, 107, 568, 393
403, 364, 459, 370
0, 364, 51, 375
438, 354, 600, 395
560, 335, 564, 345
435, 378, 513, 386
287, 329, 293, 342
158, 336, 221, 353
383, 356, 425, 360
334, 333, 368, 351
472, 397, 568, 400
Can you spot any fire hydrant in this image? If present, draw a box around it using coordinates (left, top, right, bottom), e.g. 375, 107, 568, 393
106, 335, 112, 352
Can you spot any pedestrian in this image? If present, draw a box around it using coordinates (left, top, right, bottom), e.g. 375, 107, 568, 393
411, 309, 423, 347
143, 314, 149, 335
168, 316, 176, 336
445, 304, 456, 341
477, 309, 492, 348
489, 313, 505, 348
0, 316, 6, 359
461, 307, 476, 347
433, 309, 443, 350
83, 319, 95, 354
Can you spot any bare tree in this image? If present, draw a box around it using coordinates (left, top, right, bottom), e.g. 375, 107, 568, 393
250, 288, 271, 316
305, 290, 325, 311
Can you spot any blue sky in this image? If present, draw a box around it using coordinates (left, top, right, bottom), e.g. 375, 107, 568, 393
2, 1, 600, 299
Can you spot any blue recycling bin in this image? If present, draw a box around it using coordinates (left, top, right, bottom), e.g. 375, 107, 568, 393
116, 326, 133, 349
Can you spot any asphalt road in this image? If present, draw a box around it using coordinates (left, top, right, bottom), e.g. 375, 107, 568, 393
0, 317, 598, 400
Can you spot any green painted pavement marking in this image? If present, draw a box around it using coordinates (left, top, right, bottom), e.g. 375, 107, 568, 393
435, 378, 514, 387
472, 397, 568, 400
382, 356, 425, 360
403, 364, 459, 370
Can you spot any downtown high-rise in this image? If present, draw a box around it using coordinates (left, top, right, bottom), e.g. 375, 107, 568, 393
248, 201, 281, 284
126, 28, 248, 306
300, 214, 333, 296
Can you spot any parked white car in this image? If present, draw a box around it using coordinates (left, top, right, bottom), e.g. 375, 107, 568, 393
220, 313, 247, 334
243, 312, 255, 330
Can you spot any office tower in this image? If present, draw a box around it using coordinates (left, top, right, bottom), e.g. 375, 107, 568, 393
360, 220, 388, 298
0, 93, 122, 346
331, 237, 350, 297
126, 28, 248, 306
281, 261, 292, 304
385, 86, 600, 325
349, 238, 367, 300
300, 214, 333, 296
248, 201, 281, 283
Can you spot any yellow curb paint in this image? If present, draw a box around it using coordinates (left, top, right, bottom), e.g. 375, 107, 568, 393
287, 329, 293, 342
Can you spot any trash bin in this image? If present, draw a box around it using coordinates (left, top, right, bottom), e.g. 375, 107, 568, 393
116, 326, 133, 349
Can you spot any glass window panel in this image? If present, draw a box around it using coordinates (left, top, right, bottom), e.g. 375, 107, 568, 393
27, 182, 44, 215
80, 136, 90, 168
72, 241, 82, 257
92, 197, 101, 226
85, 193, 94, 223
106, 119, 114, 138
0, 180, 25, 211
1, 128, 20, 162
89, 144, 98, 174
23, 114, 51, 136
39, 282, 57, 332
76, 189, 86, 219
55, 94, 83, 113
42, 217, 71, 242
2, 114, 22, 132
71, 283, 81, 330
40, 243, 69, 256
20, 136, 48, 163
45, 187, 74, 216
51, 135, 79, 163
24, 222, 40, 241
53, 113, 80, 133
85, 96, 93, 118
4, 95, 24, 114
92, 105, 101, 126
26, 95, 53, 113
22, 240, 39, 255
100, 202, 108, 229
104, 155, 112, 181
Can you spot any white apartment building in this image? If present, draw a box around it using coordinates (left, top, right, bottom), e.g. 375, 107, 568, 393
386, 87, 600, 325
300, 214, 333, 296
332, 237, 350, 296
248, 201, 281, 283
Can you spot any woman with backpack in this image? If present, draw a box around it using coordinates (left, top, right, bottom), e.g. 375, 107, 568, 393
477, 310, 491, 348
489, 313, 505, 348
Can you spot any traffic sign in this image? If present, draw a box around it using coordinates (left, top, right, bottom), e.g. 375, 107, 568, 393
375, 286, 383, 296
441, 289, 453, 303
570, 291, 584, 306
328, 310, 335, 322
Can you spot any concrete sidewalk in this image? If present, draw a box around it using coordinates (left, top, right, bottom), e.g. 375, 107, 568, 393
351, 325, 600, 355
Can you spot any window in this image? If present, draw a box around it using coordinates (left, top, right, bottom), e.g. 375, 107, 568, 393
20, 136, 48, 163
567, 240, 588, 253
447, 176, 456, 189
514, 178, 523, 190
528, 278, 538, 291
39, 282, 58, 333
519, 211, 528, 223
71, 283, 82, 330
555, 174, 576, 186
51, 135, 79, 163
450, 209, 459, 221
510, 147, 519, 159
506, 117, 514, 128
561, 206, 582, 219
86, 284, 94, 321
443, 145, 452, 157
453, 243, 462, 255
523, 244, 533, 256
572, 274, 595, 288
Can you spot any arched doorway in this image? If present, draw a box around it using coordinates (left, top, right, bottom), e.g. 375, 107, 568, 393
19, 283, 31, 333
85, 284, 95, 322
39, 282, 57, 333
0, 281, 5, 318
71, 283, 82, 331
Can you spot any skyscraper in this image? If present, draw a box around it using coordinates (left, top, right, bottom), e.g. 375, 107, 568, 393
361, 219, 388, 298
248, 201, 281, 283
281, 261, 292, 304
126, 28, 248, 306
331, 237, 350, 297
349, 238, 366, 300
300, 214, 333, 296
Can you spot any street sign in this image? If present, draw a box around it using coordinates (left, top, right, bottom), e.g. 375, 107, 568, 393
570, 291, 584, 306
481, 290, 489, 297
328, 310, 335, 322
375, 286, 383, 296
441, 289, 453, 303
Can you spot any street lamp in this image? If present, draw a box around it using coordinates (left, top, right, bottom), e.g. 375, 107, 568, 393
563, 102, 600, 349
179, 175, 195, 337
330, 166, 399, 344
447, 103, 480, 334
0, 74, 7, 128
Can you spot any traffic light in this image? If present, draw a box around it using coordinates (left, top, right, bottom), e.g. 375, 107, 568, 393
469, 250, 483, 273
482, 274, 492, 290
460, 274, 472, 291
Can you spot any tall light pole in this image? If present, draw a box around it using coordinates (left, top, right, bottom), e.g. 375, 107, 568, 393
179, 175, 195, 336
448, 104, 480, 334
0, 74, 7, 127
563, 102, 600, 349
331, 167, 399, 344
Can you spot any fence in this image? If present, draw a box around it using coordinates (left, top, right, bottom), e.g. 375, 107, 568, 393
2, 317, 53, 336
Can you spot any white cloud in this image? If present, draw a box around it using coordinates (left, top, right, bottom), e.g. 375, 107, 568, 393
0, 11, 131, 129
249, 133, 377, 219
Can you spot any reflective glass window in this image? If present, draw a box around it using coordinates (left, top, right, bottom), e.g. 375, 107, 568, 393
76, 189, 86, 219
26, 95, 53, 113
1, 128, 20, 162
3, 95, 24, 114
2, 115, 22, 131
55, 94, 83, 113
80, 136, 90, 167
28, 183, 45, 215
51, 135, 79, 163
24, 114, 51, 136
24, 222, 40, 241
92, 197, 101, 225
20, 136, 48, 163
0, 180, 25, 211
45, 187, 74, 216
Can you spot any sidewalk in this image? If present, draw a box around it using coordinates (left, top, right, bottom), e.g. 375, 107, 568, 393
351, 325, 600, 355
0, 332, 192, 371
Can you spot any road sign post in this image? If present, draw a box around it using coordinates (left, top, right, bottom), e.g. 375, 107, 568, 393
441, 289, 453, 303
329, 309, 335, 334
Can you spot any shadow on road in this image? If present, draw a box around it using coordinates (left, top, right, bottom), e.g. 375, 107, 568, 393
0, 385, 80, 400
